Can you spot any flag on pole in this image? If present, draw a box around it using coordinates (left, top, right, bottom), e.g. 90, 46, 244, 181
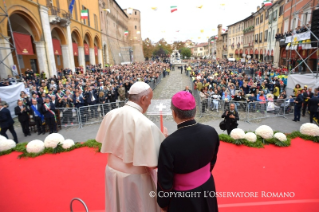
124, 31, 128, 36
81, 10, 88, 19
171, 6, 177, 13
200, 29, 204, 33
197, 5, 203, 9
69, 0, 76, 14
263, 0, 272, 6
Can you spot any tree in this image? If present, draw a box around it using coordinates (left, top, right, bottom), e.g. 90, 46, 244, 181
142, 38, 154, 60
172, 41, 185, 50
180, 48, 192, 59
152, 38, 173, 58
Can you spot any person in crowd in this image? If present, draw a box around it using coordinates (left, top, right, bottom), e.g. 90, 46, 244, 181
30, 99, 45, 135
14, 100, 31, 137
118, 84, 126, 107
183, 86, 192, 94
42, 97, 57, 134
96, 82, 167, 212
302, 87, 313, 116
200, 88, 209, 113
157, 91, 219, 212
293, 90, 303, 122
308, 96, 319, 123
222, 103, 239, 135
0, 102, 18, 143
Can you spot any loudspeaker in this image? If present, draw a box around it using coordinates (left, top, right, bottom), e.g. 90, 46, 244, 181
311, 8, 319, 47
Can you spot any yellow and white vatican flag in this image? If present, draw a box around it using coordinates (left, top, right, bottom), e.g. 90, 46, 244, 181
151, 7, 157, 11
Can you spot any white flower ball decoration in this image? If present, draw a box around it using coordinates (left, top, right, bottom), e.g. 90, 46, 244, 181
274, 132, 287, 142
0, 139, 16, 152
44, 133, 65, 148
244, 132, 257, 142
300, 123, 319, 137
230, 128, 245, 140
62, 139, 75, 149
0, 135, 7, 142
26, 140, 45, 153
255, 125, 274, 139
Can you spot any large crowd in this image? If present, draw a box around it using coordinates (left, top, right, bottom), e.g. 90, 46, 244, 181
0, 62, 169, 142
188, 59, 319, 125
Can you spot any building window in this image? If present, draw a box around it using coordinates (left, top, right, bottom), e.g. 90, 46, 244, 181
259, 32, 262, 43
279, 5, 283, 16
261, 15, 263, 23
256, 17, 259, 25
135, 25, 137, 29
303, 12, 308, 25
94, 14, 98, 30
265, 30, 268, 41
273, 10, 277, 21
255, 34, 258, 43
135, 11, 137, 15
266, 11, 269, 19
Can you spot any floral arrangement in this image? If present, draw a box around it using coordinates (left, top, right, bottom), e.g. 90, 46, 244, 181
255, 125, 274, 139
44, 133, 65, 148
0, 135, 16, 152
244, 132, 257, 142
62, 139, 75, 149
300, 123, 319, 137
27, 140, 45, 153
274, 133, 287, 142
230, 128, 245, 140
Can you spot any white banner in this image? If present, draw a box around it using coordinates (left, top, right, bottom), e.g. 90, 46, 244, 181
0, 82, 25, 117
285, 31, 311, 43
287, 74, 319, 97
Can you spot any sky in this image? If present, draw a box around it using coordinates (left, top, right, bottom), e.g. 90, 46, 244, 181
116, 0, 264, 44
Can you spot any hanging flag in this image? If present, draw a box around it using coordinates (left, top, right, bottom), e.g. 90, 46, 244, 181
176, 30, 180, 32
197, 5, 203, 9
81, 10, 88, 19
137, 31, 141, 34
127, 8, 133, 14
124, 30, 128, 36
171, 6, 177, 13
263, 0, 272, 6
200, 29, 204, 33
103, 9, 111, 13
220, 3, 225, 6
69, 0, 76, 14
222, 29, 226, 32
151, 7, 157, 11
211, 40, 214, 43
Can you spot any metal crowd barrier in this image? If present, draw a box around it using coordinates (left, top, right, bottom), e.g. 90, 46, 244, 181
52, 74, 165, 129
196, 97, 295, 123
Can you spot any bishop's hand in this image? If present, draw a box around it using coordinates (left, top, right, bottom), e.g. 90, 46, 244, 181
163, 127, 168, 138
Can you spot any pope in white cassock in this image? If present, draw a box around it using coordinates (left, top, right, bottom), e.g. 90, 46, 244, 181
96, 81, 167, 212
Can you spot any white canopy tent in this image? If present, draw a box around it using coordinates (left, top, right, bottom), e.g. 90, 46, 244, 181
287, 74, 319, 97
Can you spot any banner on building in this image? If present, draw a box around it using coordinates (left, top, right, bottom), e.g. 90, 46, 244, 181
72, 43, 78, 56
13, 32, 34, 55
52, 39, 62, 55
94, 46, 98, 56
84, 44, 89, 55
285, 31, 311, 43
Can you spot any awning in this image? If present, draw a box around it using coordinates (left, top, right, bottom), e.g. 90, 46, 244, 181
250, 49, 253, 54
52, 39, 62, 55
84, 43, 89, 55
13, 32, 34, 55
235, 49, 238, 54
240, 49, 243, 54
94, 46, 98, 56
255, 49, 258, 54
72, 43, 78, 56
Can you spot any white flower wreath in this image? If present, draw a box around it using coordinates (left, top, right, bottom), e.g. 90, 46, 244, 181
274, 133, 287, 142
300, 123, 319, 137
244, 132, 257, 142
62, 139, 75, 149
44, 133, 65, 148
27, 140, 45, 153
0, 138, 16, 152
230, 128, 245, 140
255, 125, 274, 139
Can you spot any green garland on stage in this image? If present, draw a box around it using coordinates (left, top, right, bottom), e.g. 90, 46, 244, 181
0, 140, 101, 158
287, 131, 319, 143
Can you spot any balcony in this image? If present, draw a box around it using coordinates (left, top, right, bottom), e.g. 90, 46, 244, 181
243, 26, 254, 34
48, 6, 71, 27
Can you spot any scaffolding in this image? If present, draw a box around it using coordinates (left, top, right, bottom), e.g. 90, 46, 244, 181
285, 1, 319, 79
0, 0, 21, 77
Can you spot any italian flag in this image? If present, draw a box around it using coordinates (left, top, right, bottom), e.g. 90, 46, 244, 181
171, 6, 177, 13
124, 30, 128, 36
263, 0, 272, 6
211, 40, 214, 43
81, 10, 88, 19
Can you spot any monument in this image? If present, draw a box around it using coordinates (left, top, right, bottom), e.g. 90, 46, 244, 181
170, 48, 187, 71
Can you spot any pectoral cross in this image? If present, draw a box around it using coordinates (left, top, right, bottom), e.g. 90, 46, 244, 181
156, 103, 166, 133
